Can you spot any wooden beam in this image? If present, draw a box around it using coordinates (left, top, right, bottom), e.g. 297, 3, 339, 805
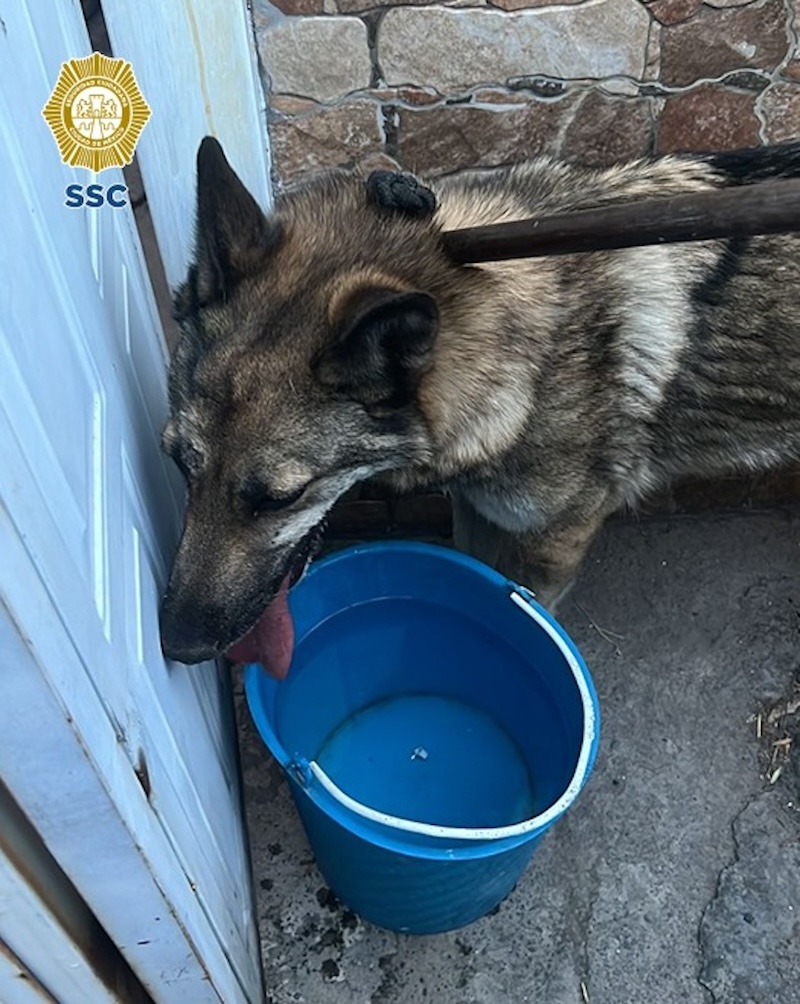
441, 178, 800, 263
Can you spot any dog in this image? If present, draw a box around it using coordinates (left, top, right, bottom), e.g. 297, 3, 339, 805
159, 136, 800, 676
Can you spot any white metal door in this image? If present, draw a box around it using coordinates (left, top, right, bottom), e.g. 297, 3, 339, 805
0, 853, 117, 1004
0, 3, 263, 1002
0, 777, 150, 1004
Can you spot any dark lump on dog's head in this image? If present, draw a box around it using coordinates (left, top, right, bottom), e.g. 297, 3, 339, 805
366, 170, 437, 219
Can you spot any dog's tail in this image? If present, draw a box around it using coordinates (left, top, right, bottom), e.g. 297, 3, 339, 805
705, 141, 800, 185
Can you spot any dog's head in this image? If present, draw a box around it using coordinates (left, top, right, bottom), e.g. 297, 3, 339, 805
159, 138, 461, 672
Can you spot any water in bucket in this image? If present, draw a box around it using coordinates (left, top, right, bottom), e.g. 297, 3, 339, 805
316, 693, 537, 829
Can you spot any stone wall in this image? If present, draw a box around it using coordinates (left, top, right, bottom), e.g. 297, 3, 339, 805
253, 0, 800, 184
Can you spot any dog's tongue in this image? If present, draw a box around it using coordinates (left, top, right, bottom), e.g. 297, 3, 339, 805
226, 574, 294, 679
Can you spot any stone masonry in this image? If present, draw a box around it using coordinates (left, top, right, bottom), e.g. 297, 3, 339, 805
252, 0, 800, 183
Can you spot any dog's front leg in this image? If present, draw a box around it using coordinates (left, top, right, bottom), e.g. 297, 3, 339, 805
451, 494, 612, 611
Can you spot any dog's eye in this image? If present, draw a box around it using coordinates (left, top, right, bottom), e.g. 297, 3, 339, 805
240, 484, 307, 518
162, 434, 202, 482
170, 452, 191, 480
167, 447, 197, 482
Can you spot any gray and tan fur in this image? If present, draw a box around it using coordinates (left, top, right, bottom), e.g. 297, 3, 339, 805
159, 137, 800, 664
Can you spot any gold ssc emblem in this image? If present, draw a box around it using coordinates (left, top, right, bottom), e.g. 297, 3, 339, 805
42, 52, 151, 172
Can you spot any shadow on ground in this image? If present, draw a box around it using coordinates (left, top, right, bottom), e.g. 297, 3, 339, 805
235, 509, 800, 1004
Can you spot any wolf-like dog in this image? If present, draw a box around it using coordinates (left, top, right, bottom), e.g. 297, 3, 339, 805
159, 137, 800, 676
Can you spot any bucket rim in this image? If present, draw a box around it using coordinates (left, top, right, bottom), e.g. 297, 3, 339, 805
246, 541, 599, 842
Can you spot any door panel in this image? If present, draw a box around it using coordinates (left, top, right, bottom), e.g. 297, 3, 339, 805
0, 3, 262, 1001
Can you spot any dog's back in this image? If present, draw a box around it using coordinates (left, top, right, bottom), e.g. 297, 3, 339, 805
426, 144, 800, 512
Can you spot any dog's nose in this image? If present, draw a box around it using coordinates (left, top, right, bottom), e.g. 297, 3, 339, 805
159, 594, 219, 665
161, 637, 219, 665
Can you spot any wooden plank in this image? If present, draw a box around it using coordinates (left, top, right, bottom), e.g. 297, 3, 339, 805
442, 178, 800, 263
393, 494, 453, 537
326, 495, 454, 539
327, 500, 392, 537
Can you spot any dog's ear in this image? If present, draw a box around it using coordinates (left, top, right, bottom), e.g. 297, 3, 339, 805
191, 136, 280, 305
315, 289, 438, 409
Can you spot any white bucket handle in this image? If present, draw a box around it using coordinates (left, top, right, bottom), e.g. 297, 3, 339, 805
289, 589, 598, 842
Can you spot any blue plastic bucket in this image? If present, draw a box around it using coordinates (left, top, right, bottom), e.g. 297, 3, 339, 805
245, 541, 599, 934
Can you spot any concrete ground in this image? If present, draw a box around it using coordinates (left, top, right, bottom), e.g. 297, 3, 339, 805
234, 508, 800, 1004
